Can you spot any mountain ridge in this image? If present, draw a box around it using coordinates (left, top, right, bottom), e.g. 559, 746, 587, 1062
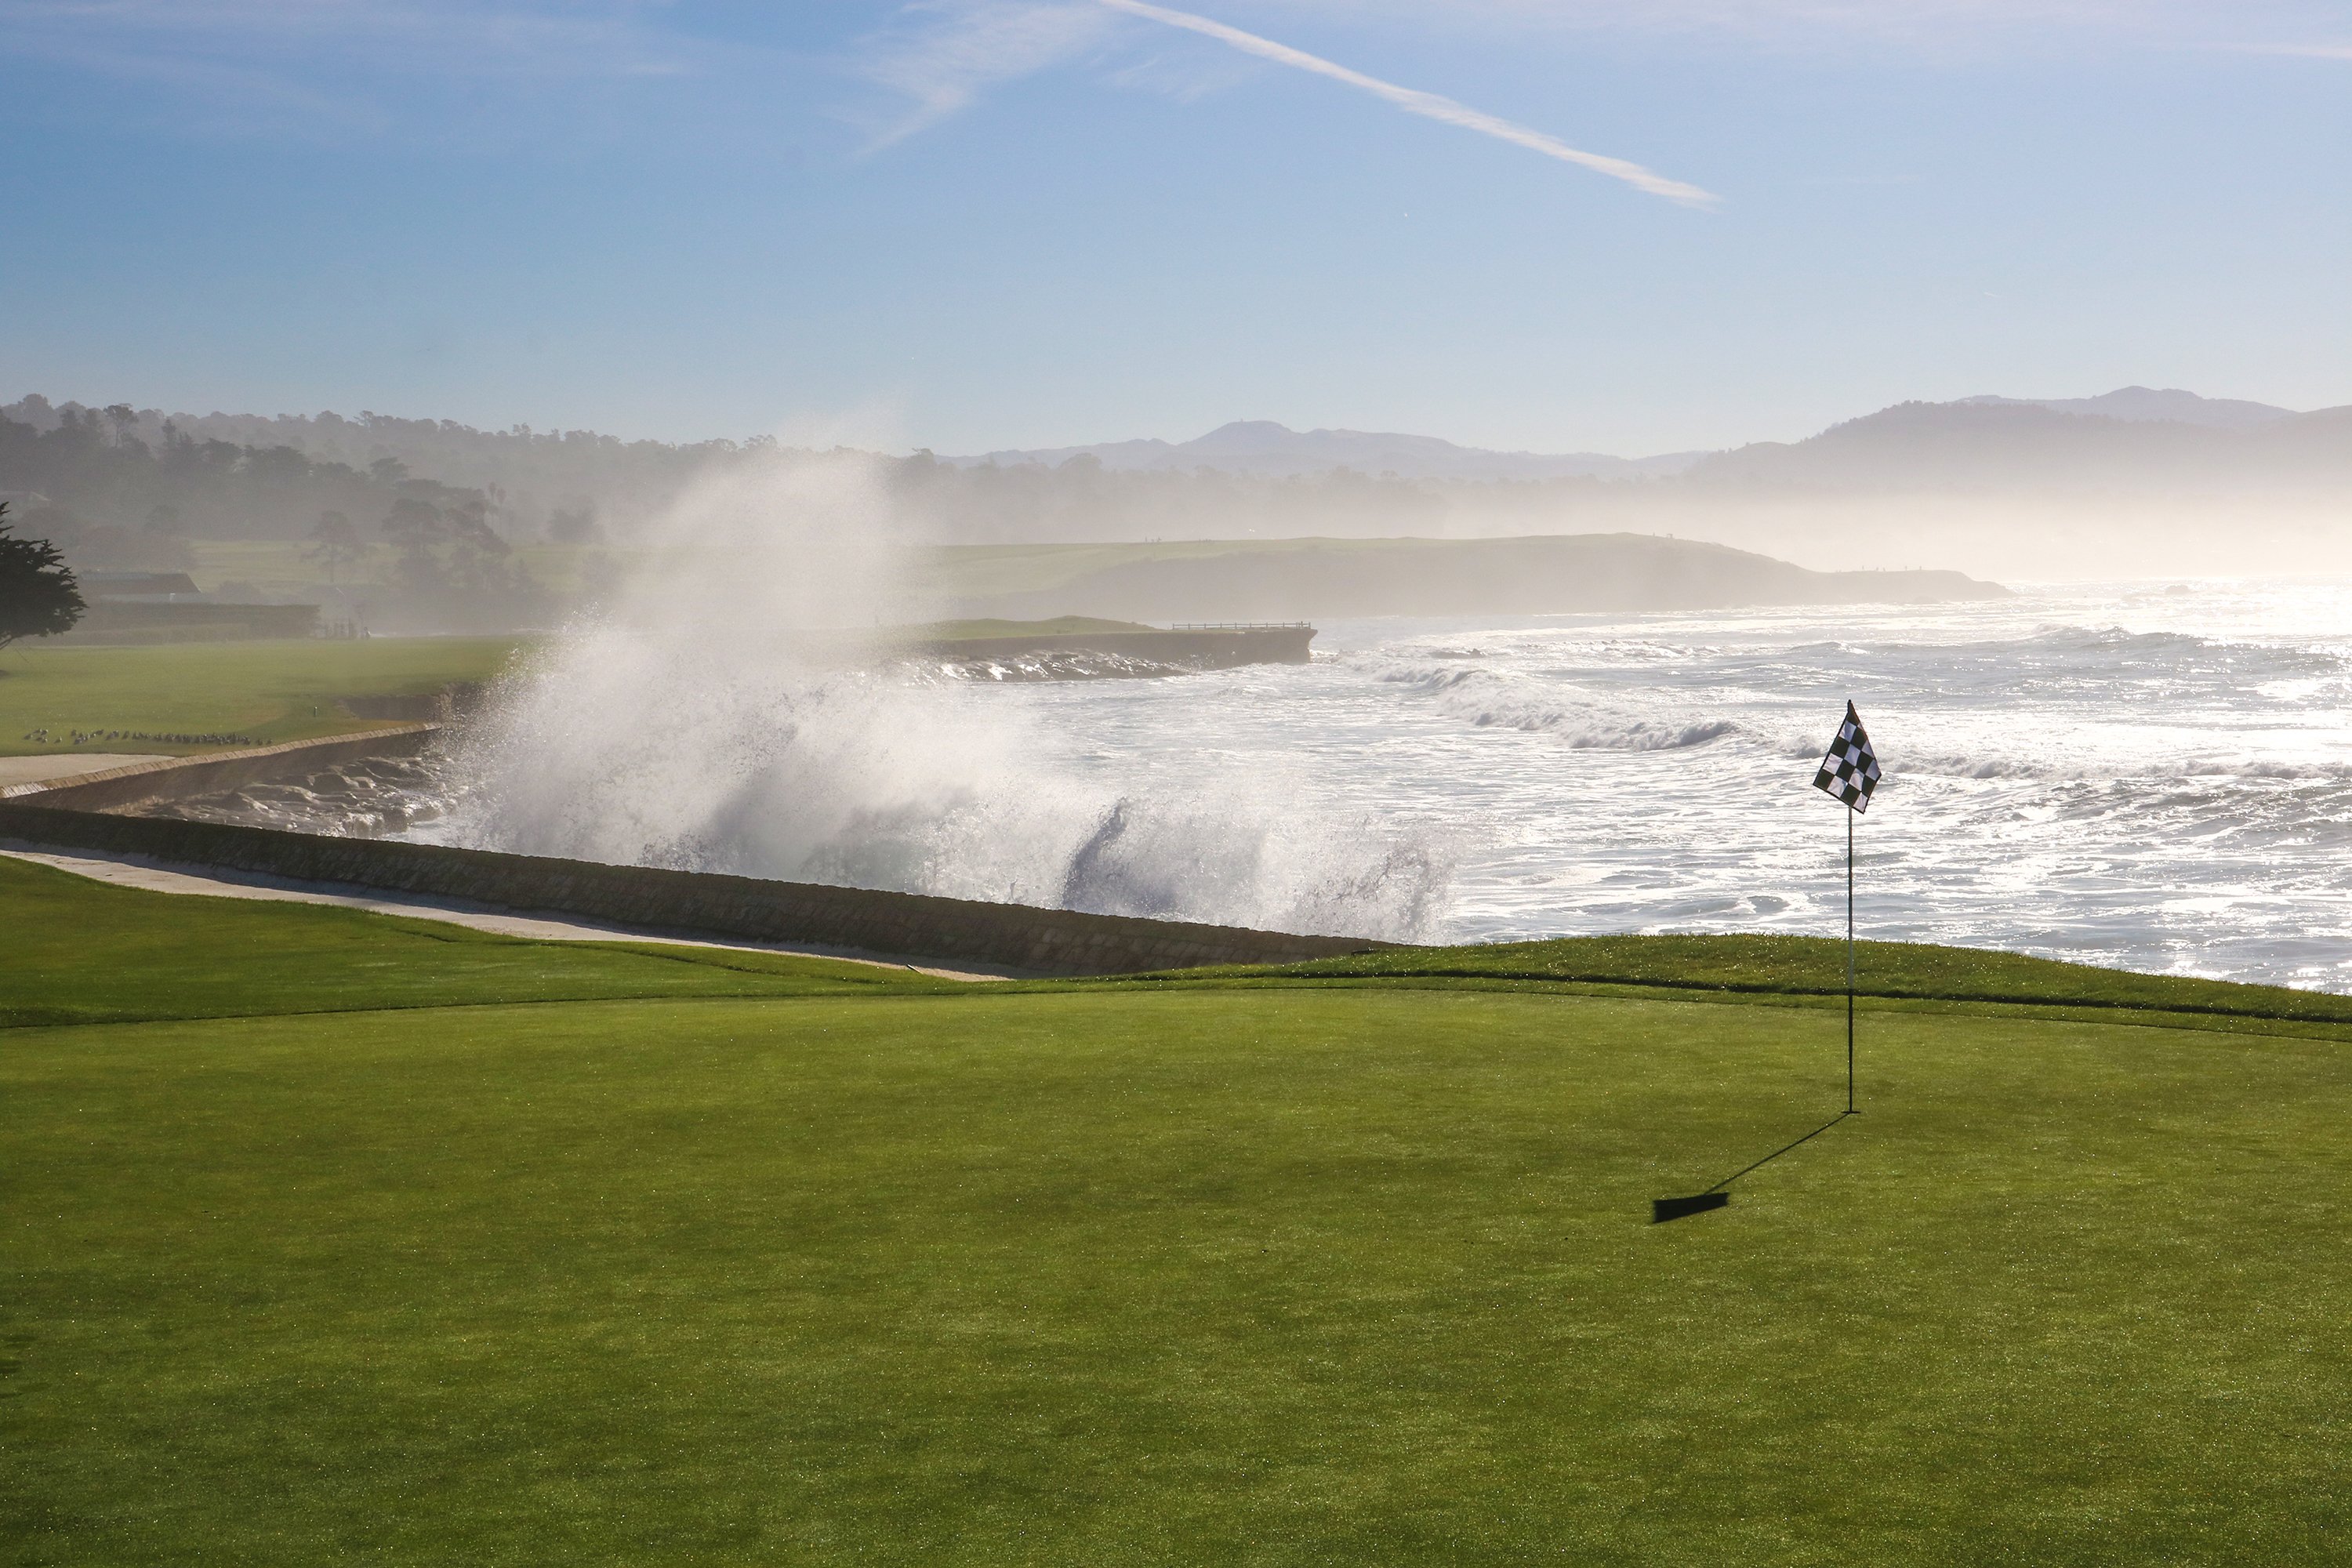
943, 420, 1709, 482
943, 388, 2313, 483
9, 386, 2321, 492
1956, 386, 2296, 429
9, 388, 2345, 556
1690, 397, 2352, 491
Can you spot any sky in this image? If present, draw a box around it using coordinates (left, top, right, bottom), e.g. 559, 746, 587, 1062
2, 1, 2348, 456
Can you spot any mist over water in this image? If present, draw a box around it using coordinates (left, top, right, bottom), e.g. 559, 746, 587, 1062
1304, 581, 2352, 990
889, 583, 2352, 989
431, 457, 1454, 940
416, 457, 2352, 985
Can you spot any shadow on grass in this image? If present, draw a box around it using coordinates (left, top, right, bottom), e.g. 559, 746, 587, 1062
1653, 1111, 1854, 1223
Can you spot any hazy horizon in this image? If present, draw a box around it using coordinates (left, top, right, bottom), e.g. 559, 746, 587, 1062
15, 379, 2336, 463
14, 381, 2350, 585
5, 3, 2349, 454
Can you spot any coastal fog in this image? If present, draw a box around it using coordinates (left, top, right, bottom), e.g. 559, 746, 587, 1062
24, 382, 2351, 950
10, 388, 2352, 623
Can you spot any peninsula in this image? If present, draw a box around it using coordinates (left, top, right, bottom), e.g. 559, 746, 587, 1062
920, 532, 2005, 623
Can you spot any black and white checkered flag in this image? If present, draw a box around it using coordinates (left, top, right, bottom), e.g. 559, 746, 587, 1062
1813, 701, 1880, 813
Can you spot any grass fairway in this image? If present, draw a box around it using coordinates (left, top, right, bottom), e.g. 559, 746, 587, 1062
0, 637, 522, 754
183, 541, 608, 599
0, 855, 950, 1027
7, 866, 2352, 1562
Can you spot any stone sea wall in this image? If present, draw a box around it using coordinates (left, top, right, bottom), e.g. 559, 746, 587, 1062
0, 728, 1393, 975
3, 727, 441, 811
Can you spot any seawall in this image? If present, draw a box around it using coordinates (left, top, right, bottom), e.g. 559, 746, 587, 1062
3, 726, 441, 811
0, 729, 1395, 975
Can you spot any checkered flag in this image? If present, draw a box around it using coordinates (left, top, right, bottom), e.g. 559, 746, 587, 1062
1813, 700, 1880, 813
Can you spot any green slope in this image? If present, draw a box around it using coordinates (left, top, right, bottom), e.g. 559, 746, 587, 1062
0, 638, 525, 756
7, 863, 2352, 1564
902, 615, 1161, 641
1199, 932, 2352, 1029
0, 855, 953, 1027
914, 535, 2005, 622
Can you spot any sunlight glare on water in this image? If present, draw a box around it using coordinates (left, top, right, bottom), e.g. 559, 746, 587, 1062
987, 579, 2352, 989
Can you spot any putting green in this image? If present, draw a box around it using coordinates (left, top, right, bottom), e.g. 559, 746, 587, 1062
6, 862, 2351, 1563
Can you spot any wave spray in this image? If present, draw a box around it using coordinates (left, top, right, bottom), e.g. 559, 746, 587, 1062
438, 452, 1451, 940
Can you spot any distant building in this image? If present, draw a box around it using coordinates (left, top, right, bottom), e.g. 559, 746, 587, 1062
57, 570, 320, 644
83, 570, 203, 599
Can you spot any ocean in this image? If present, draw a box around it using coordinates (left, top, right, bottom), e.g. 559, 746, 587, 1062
929, 580, 2352, 989
343, 579, 2352, 991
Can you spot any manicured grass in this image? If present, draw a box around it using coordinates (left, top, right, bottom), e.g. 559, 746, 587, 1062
793, 616, 1167, 662
1220, 933, 2352, 1028
186, 540, 608, 598
913, 538, 1377, 600
0, 855, 949, 1026
905, 615, 1161, 641
8, 866, 2352, 1563
0, 637, 523, 754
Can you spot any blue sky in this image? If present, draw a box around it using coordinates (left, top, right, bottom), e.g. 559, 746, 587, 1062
2, 1, 2347, 455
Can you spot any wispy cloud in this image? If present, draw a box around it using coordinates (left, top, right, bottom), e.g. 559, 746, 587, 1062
855, 2, 1114, 147
1095, 0, 1717, 205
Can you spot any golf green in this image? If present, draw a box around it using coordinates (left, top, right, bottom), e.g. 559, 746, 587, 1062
6, 861, 2350, 1563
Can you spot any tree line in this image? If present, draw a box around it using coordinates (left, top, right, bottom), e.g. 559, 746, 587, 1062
2, 397, 1483, 548
0, 409, 551, 631
0, 405, 491, 557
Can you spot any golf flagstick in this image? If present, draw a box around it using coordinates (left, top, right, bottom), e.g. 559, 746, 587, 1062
1652, 700, 1882, 1223
1814, 701, 1878, 1113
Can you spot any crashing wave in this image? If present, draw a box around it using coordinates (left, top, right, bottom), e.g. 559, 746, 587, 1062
1374, 659, 1744, 750
900, 651, 1197, 683
136, 753, 456, 837
431, 622, 1453, 942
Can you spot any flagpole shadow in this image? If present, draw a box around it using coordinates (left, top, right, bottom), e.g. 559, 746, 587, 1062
1651, 1110, 1855, 1223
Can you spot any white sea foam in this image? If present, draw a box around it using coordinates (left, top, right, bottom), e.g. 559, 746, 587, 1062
1372, 659, 1744, 750
391, 561, 2352, 990
426, 455, 1450, 940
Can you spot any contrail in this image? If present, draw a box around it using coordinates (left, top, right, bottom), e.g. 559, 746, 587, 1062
1096, 0, 1717, 207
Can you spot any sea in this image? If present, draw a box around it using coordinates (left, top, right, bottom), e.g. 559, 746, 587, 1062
228, 579, 2352, 993
913, 579, 2352, 991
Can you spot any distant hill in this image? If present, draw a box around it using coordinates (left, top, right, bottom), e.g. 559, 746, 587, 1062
940, 392, 2313, 483
1690, 399, 2352, 493
945, 421, 1708, 482
1956, 387, 2295, 430
9, 387, 2343, 570
924, 535, 2006, 623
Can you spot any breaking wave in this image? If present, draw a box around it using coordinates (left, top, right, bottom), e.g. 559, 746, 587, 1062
439, 633, 1450, 939
194, 564, 2352, 989
1374, 659, 1744, 750
419, 458, 1453, 942
901, 650, 1197, 682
